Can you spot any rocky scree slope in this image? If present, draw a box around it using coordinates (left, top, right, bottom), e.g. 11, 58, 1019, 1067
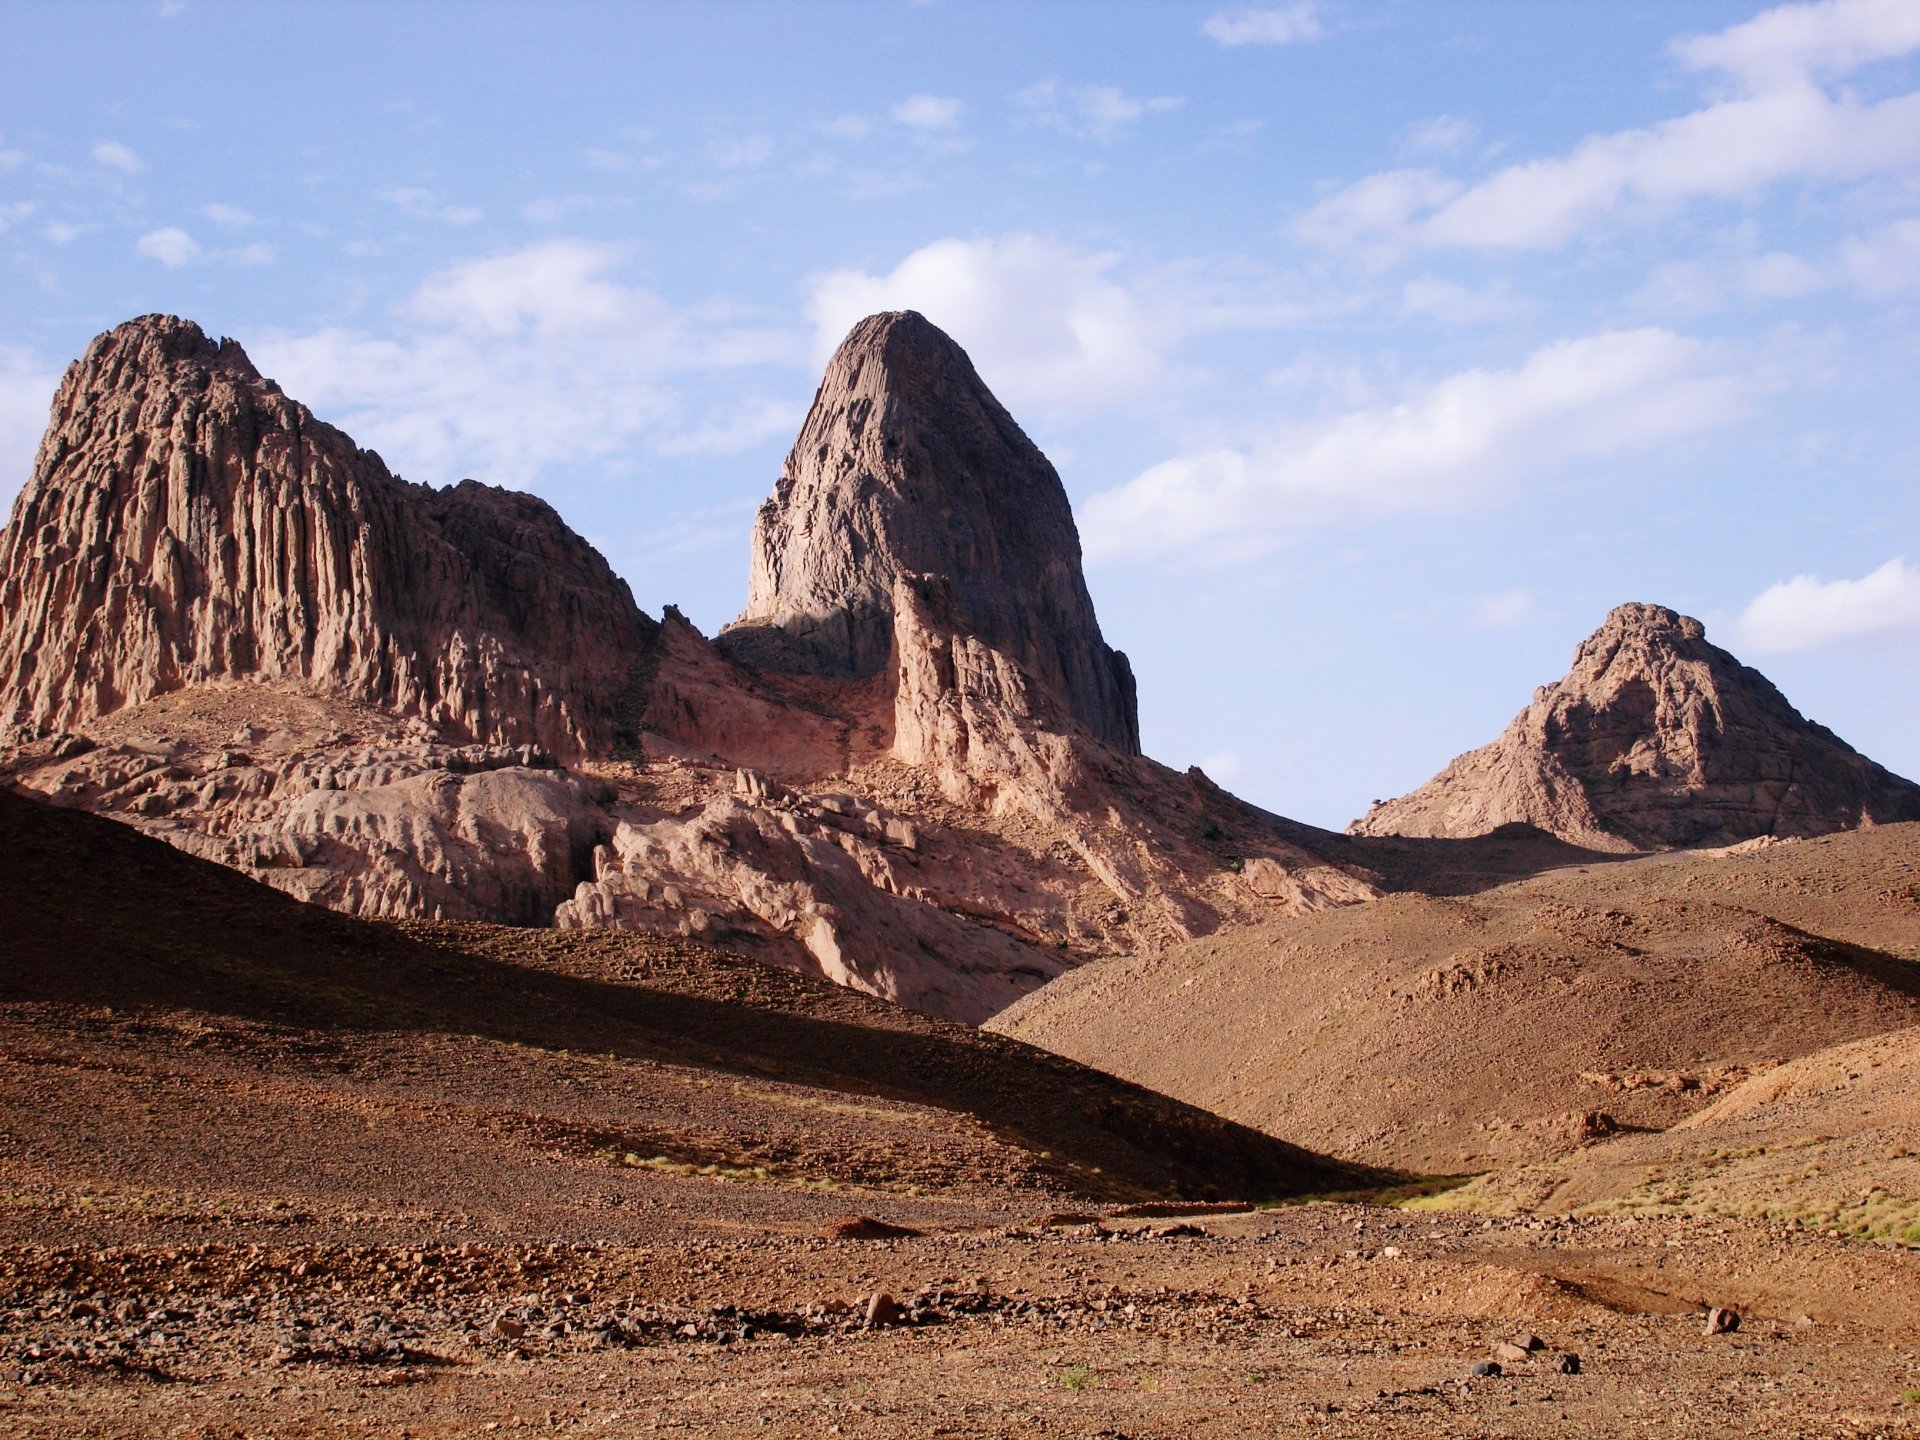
1351, 602, 1920, 850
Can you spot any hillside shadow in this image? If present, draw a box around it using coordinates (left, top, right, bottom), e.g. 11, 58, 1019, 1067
0, 787, 1380, 1204
1332, 822, 1648, 896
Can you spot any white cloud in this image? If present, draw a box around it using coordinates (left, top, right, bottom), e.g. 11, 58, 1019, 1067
806, 234, 1171, 416
1729, 557, 1920, 652
43, 220, 95, 244
251, 240, 803, 490
1470, 590, 1537, 630
1202, 4, 1323, 47
0, 345, 63, 515
1405, 114, 1475, 156
378, 187, 482, 226
136, 226, 200, 266
817, 116, 875, 141
1082, 328, 1755, 562
1014, 79, 1185, 142
1400, 277, 1532, 325
1841, 216, 1920, 296
201, 202, 256, 228
133, 225, 270, 268
710, 134, 775, 170
1297, 0, 1920, 257
0, 201, 34, 233
92, 140, 145, 174
1671, 0, 1920, 88
1634, 248, 1829, 314
891, 94, 962, 131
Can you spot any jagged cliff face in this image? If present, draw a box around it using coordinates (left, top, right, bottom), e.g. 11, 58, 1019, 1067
0, 315, 655, 761
1352, 603, 1920, 850
724, 311, 1139, 754
0, 311, 1379, 1025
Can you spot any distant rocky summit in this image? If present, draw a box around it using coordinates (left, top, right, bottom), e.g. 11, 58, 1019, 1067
1351, 602, 1920, 849
0, 310, 1372, 1023
723, 311, 1139, 754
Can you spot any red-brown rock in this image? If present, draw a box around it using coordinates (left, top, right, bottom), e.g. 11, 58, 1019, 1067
723, 311, 1138, 754
0, 315, 655, 762
1351, 603, 1920, 849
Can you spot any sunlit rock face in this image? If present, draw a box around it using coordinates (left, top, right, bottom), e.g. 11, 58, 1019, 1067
1352, 602, 1920, 849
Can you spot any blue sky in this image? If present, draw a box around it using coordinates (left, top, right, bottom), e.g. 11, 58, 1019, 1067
3, 0, 1918, 827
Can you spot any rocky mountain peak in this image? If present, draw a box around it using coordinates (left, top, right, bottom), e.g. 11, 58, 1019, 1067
1351, 602, 1920, 850
0, 314, 654, 759
723, 311, 1139, 754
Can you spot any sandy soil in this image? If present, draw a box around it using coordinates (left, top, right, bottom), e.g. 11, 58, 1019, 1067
992, 825, 1920, 1172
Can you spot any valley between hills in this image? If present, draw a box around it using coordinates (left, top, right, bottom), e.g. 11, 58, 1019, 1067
1, 312, 1916, 1437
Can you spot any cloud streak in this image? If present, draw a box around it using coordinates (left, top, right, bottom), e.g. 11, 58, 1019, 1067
1296, 0, 1920, 258
1202, 4, 1323, 47
1729, 557, 1920, 652
1082, 328, 1756, 561
252, 240, 803, 490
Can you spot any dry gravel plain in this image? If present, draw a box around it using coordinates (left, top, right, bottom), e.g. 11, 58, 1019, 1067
4, 792, 1920, 1436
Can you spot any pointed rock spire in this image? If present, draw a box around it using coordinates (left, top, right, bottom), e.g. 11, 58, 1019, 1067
1351, 602, 1920, 849
724, 311, 1139, 753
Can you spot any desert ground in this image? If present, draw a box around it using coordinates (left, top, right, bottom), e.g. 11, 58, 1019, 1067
4, 789, 1919, 1438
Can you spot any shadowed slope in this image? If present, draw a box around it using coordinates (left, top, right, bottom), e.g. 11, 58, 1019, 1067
0, 784, 1366, 1203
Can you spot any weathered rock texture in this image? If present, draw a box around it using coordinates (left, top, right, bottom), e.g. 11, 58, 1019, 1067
1, 311, 1384, 1025
1351, 603, 1920, 850
723, 311, 1139, 754
0, 315, 655, 762
5, 685, 610, 924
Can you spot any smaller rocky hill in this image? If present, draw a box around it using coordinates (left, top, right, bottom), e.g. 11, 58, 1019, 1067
1350, 603, 1920, 850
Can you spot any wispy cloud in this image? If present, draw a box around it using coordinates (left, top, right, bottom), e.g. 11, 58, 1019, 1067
201, 202, 256, 228
1295, 0, 1920, 259
1083, 328, 1757, 562
136, 226, 199, 266
1404, 114, 1475, 156
1202, 3, 1324, 47
92, 140, 145, 174
807, 234, 1172, 416
1469, 590, 1537, 630
378, 187, 483, 225
891, 94, 963, 131
251, 240, 804, 490
134, 226, 271, 267
1014, 79, 1185, 142
1729, 556, 1920, 652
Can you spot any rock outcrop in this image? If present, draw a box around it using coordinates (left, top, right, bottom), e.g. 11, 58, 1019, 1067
0, 315, 655, 762
1351, 603, 1920, 849
1, 311, 1383, 1025
723, 311, 1139, 754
